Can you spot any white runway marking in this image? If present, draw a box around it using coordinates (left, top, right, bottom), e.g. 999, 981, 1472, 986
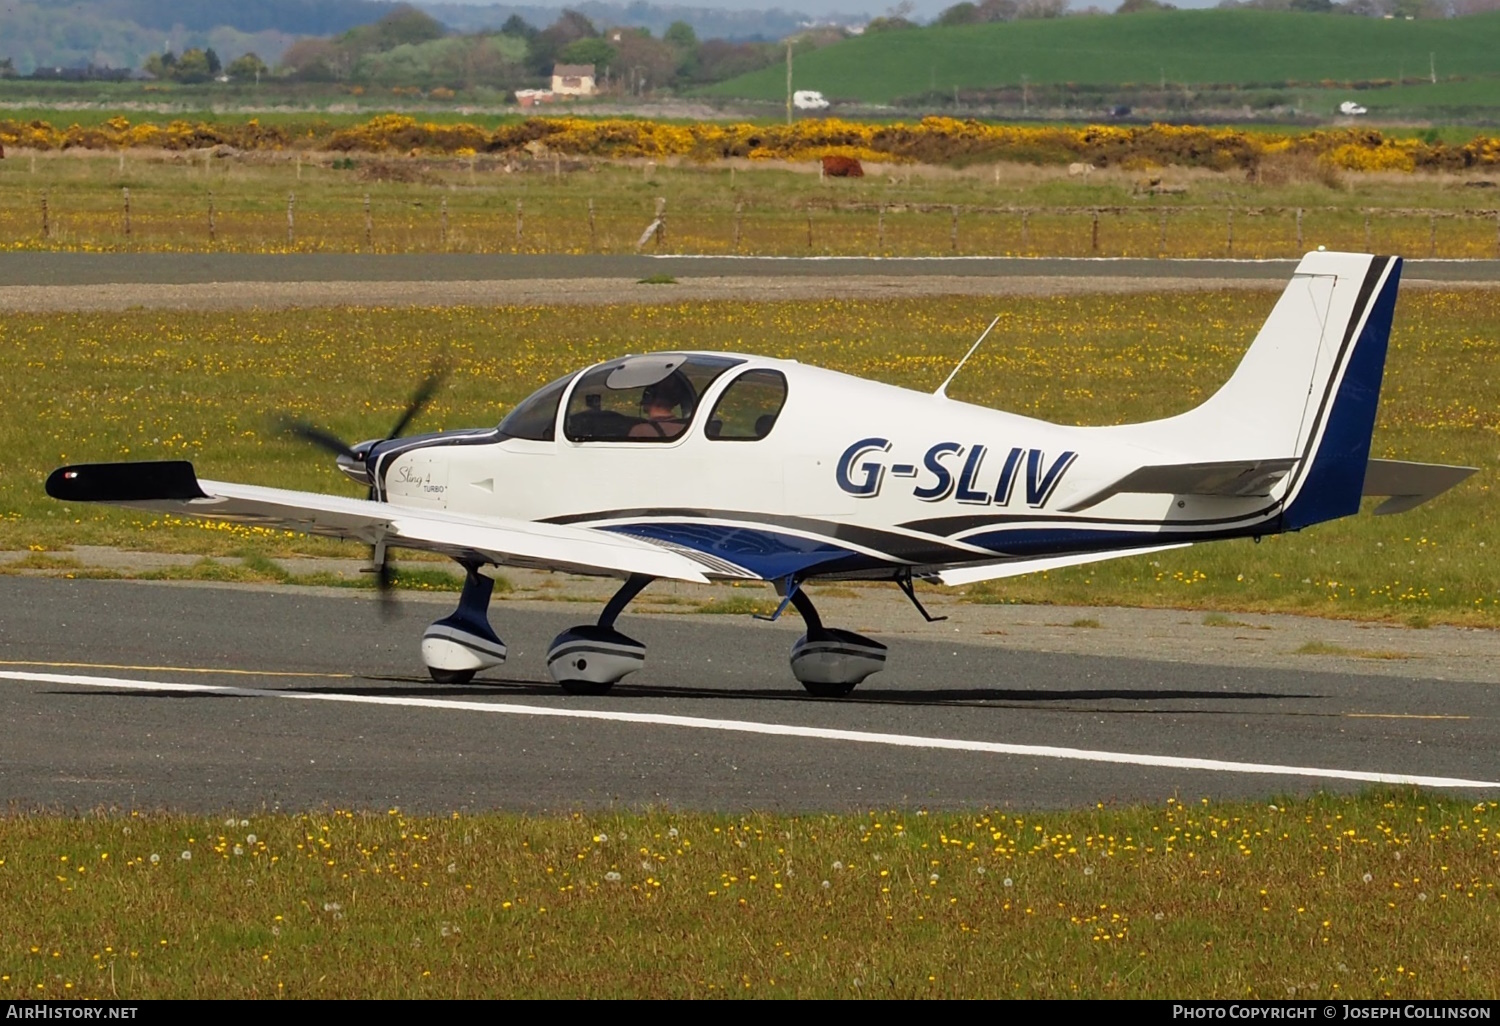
7, 668, 1498, 790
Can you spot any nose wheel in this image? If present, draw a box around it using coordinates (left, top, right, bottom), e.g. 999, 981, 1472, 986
421, 562, 507, 684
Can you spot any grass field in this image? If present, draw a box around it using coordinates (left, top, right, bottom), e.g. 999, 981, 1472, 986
707, 9, 1500, 105
0, 792, 1494, 998
2, 287, 1497, 624
3, 151, 1499, 259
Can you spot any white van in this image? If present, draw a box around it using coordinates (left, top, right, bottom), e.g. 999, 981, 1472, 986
793, 90, 830, 110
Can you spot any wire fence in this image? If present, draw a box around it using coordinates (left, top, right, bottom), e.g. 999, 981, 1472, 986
6, 189, 1500, 259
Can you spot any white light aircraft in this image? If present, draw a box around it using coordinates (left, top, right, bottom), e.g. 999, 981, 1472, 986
46, 252, 1473, 696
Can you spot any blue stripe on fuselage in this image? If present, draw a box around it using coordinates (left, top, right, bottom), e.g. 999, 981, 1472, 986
604, 522, 859, 580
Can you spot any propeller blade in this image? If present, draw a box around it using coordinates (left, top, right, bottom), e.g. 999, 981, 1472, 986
366, 544, 398, 619
384, 363, 449, 442
278, 418, 358, 461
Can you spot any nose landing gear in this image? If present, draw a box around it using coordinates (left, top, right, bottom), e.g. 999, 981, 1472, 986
547, 574, 653, 695
421, 562, 507, 685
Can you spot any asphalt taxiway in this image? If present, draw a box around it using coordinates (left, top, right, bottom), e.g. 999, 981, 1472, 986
2, 577, 1495, 814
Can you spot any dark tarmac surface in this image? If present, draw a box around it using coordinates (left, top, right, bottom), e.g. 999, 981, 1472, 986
3, 252, 1499, 286
2, 577, 1495, 814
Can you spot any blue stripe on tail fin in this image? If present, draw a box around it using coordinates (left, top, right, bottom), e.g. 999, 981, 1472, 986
1280, 256, 1401, 531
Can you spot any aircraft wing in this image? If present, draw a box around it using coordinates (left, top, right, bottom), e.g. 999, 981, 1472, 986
927, 543, 1191, 587
1362, 459, 1477, 515
45, 461, 713, 583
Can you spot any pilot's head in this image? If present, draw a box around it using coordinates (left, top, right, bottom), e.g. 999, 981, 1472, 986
641, 373, 691, 419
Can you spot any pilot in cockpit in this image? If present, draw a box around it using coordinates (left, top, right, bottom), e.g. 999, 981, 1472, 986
629, 372, 694, 439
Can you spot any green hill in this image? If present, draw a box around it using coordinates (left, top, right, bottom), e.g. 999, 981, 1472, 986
704, 10, 1500, 104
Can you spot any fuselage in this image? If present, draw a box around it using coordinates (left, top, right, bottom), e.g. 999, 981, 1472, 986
365, 352, 1285, 581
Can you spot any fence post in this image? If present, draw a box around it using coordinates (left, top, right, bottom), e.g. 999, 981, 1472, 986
208, 191, 216, 245
1296, 207, 1303, 252
286, 192, 295, 248
654, 196, 666, 251
732, 199, 742, 252
1429, 212, 1436, 258
122, 187, 131, 240
364, 193, 372, 250
950, 205, 959, 253
806, 205, 813, 249
1091, 210, 1100, 254
41, 190, 49, 240
1364, 212, 1371, 252
589, 198, 597, 252
1021, 209, 1029, 252
515, 199, 523, 247
1158, 210, 1167, 256
1226, 209, 1233, 257
440, 196, 448, 250
877, 205, 885, 251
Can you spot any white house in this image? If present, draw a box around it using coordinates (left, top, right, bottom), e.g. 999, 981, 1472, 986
551, 64, 596, 97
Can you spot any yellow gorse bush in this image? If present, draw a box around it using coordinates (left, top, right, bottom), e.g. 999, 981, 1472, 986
2, 114, 1498, 172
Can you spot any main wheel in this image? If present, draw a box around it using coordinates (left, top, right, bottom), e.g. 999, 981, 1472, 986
558, 678, 616, 696
428, 667, 476, 685
800, 680, 858, 699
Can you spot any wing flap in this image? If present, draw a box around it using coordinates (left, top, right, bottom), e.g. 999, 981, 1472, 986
1062, 458, 1297, 513
1362, 459, 1476, 515
928, 543, 1190, 587
46, 461, 712, 583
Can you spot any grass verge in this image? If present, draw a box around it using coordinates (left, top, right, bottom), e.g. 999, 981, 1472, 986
1, 791, 1494, 998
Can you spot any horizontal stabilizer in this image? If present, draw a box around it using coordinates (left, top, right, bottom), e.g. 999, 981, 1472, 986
1062, 458, 1297, 513
930, 543, 1189, 587
1362, 459, 1476, 515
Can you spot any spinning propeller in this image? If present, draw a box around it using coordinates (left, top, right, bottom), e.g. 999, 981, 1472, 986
277, 365, 448, 614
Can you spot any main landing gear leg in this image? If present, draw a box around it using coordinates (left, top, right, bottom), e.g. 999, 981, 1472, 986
421, 562, 507, 685
787, 585, 887, 698
547, 574, 653, 695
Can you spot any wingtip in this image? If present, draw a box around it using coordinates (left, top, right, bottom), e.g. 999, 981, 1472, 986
45, 461, 207, 502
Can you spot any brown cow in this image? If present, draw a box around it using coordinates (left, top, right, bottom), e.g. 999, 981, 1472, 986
821, 155, 863, 178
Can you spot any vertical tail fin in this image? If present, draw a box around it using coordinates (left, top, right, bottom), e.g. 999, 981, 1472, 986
1168, 252, 1401, 530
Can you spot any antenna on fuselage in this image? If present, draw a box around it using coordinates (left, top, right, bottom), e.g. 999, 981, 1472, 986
934, 314, 1001, 399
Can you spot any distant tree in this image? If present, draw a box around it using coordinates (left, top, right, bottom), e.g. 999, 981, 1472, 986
864, 15, 919, 30
226, 52, 268, 80
690, 39, 775, 83
204, 47, 222, 75
977, 0, 1020, 20
142, 49, 176, 79
529, 10, 599, 75
609, 28, 677, 94
663, 20, 698, 49
364, 5, 445, 49
501, 14, 538, 39
173, 48, 214, 82
560, 37, 616, 67
938, 2, 983, 23
1017, 0, 1067, 15
278, 37, 343, 80
0, 57, 15, 79
1118, 0, 1175, 10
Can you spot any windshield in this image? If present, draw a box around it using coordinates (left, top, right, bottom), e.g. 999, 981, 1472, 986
498, 372, 576, 441
564, 354, 744, 443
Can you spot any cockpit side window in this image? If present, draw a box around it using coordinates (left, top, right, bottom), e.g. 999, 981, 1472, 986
564, 354, 742, 443
704, 369, 788, 441
499, 372, 576, 441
